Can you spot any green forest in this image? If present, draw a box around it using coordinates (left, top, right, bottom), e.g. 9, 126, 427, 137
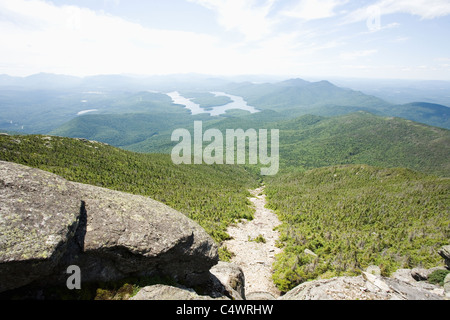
265, 165, 450, 292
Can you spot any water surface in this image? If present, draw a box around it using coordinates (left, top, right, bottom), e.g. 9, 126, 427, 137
167, 91, 259, 116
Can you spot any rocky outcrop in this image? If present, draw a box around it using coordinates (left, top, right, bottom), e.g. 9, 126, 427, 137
0, 161, 82, 292
246, 292, 277, 300
444, 274, 450, 300
0, 161, 218, 294
131, 284, 228, 300
129, 262, 245, 300
72, 182, 217, 286
277, 247, 449, 301
280, 271, 444, 300
209, 262, 246, 300
439, 245, 450, 270
411, 267, 446, 282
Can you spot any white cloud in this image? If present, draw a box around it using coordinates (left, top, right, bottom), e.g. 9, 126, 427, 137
1, 0, 448, 80
0, 0, 334, 77
187, 0, 277, 41
282, 0, 348, 21
390, 36, 410, 43
0, 0, 360, 78
340, 49, 378, 60
0, 0, 227, 76
345, 0, 450, 23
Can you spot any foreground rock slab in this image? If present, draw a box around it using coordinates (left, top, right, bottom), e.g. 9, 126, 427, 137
131, 284, 229, 300
280, 272, 444, 300
0, 161, 81, 292
0, 161, 218, 293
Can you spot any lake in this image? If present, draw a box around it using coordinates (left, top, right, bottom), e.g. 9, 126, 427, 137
167, 91, 260, 116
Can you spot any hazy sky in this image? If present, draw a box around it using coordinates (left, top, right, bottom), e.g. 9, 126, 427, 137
1, 0, 450, 79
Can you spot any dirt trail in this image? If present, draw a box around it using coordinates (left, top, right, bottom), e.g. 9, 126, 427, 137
222, 186, 282, 298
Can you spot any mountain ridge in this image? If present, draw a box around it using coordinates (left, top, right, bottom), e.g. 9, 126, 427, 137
1, 73, 449, 138
57, 111, 449, 177
274, 111, 450, 177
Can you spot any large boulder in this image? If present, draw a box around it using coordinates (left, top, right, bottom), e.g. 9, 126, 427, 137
0, 161, 218, 294
438, 245, 450, 270
209, 262, 246, 300
0, 161, 82, 292
71, 181, 218, 286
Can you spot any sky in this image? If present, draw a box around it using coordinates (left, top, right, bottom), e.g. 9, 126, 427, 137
1, 0, 450, 80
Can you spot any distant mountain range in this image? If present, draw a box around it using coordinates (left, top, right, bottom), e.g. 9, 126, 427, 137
221, 79, 449, 128
0, 73, 449, 152
0, 73, 230, 91
274, 112, 450, 177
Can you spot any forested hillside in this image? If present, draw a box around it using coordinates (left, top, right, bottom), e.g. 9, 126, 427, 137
274, 112, 450, 177
51, 112, 211, 148
0, 135, 259, 244
265, 165, 450, 292
107, 111, 450, 178
222, 79, 450, 129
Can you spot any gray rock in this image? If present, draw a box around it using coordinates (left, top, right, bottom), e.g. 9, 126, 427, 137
0, 161, 218, 293
411, 266, 447, 282
280, 272, 445, 300
444, 273, 450, 300
280, 276, 381, 300
391, 269, 415, 283
246, 292, 276, 300
209, 262, 245, 300
0, 161, 82, 292
131, 284, 228, 300
382, 277, 444, 300
411, 268, 431, 281
438, 245, 450, 270
72, 181, 218, 286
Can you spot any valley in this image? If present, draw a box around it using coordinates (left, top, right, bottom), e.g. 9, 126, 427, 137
0, 73, 449, 298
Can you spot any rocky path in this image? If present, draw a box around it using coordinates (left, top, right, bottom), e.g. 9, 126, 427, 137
222, 186, 282, 298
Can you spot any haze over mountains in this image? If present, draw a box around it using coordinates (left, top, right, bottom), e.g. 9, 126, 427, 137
0, 73, 449, 138
1, 72, 449, 176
